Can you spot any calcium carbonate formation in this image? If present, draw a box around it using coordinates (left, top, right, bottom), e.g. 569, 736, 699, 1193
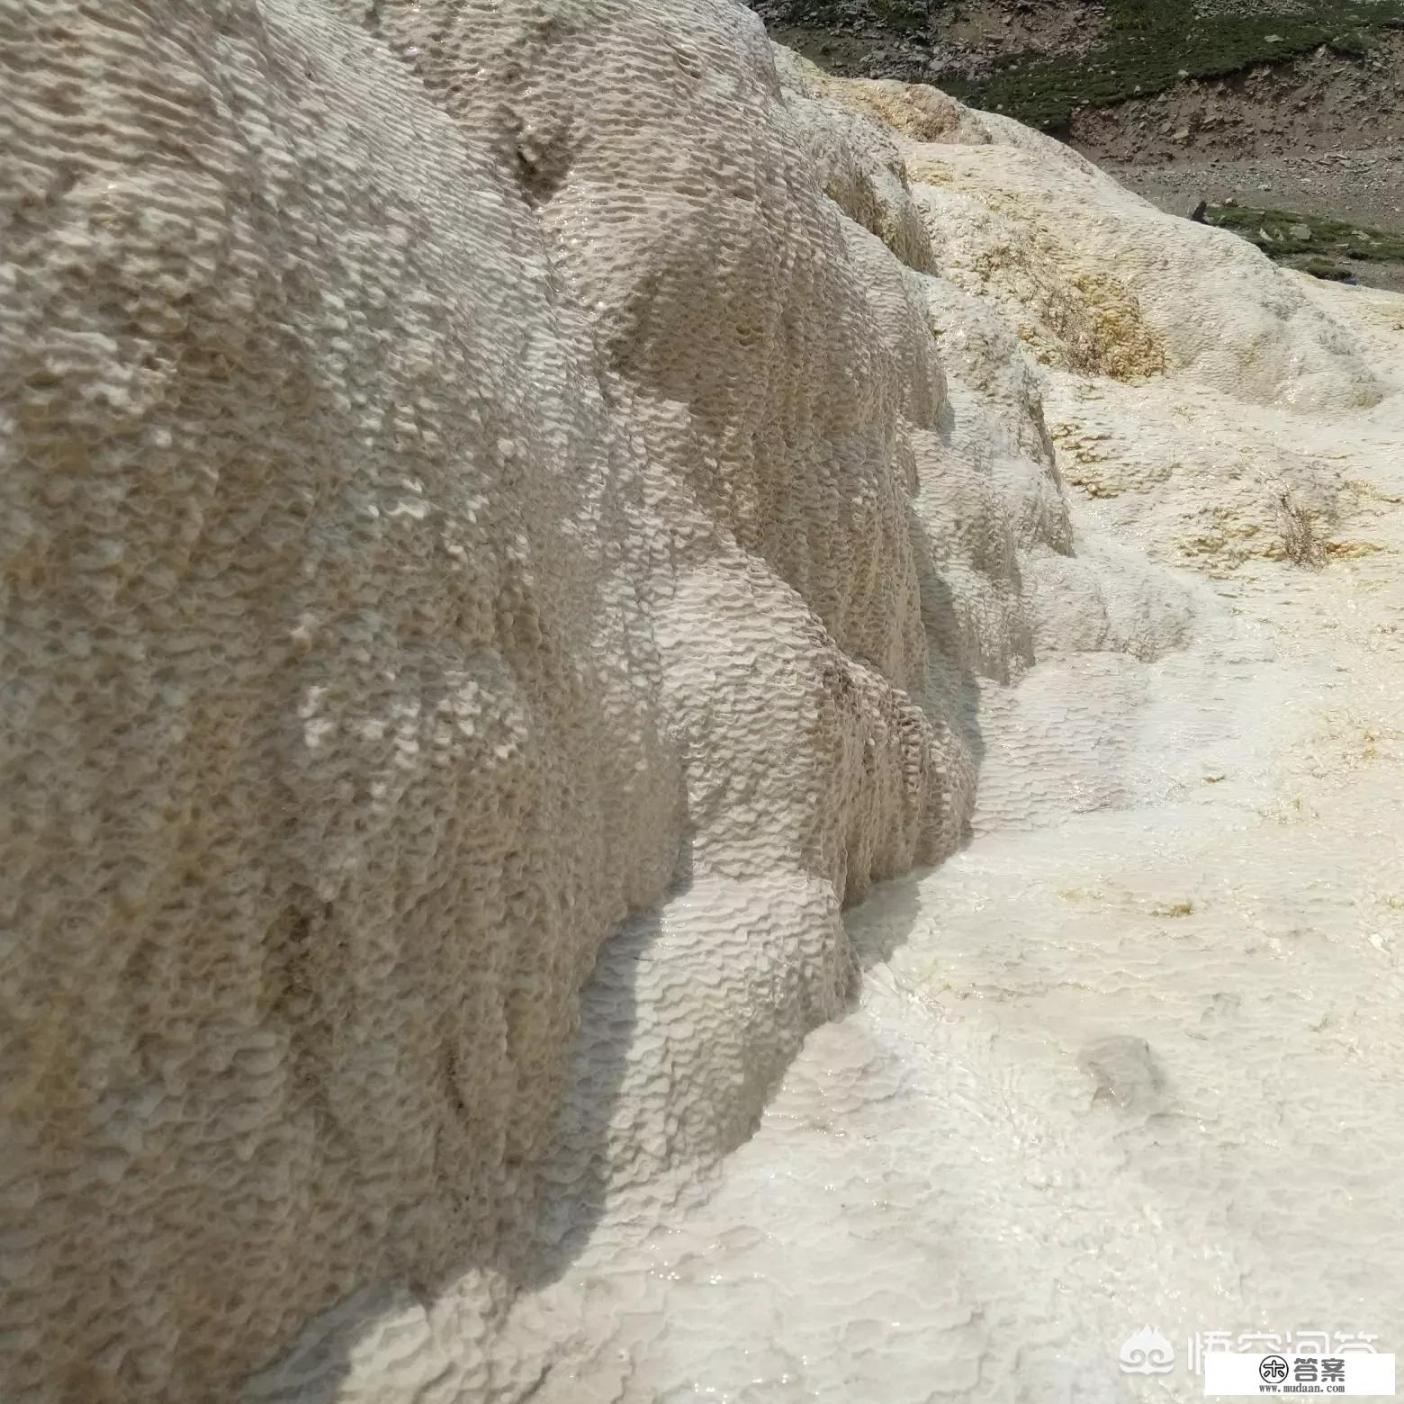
2, 3, 1401, 1402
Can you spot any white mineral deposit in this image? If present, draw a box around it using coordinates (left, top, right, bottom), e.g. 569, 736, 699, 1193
2, 2, 1402, 1402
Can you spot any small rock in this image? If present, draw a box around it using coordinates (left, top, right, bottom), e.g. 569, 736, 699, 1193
1079, 1036, 1166, 1111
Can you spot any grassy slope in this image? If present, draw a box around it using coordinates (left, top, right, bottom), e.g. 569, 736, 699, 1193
942, 0, 1404, 129
1206, 202, 1404, 278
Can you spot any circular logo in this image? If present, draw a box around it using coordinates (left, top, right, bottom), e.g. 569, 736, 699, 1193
1259, 1355, 1290, 1383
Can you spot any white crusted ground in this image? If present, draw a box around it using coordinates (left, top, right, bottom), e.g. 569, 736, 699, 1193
4, 3, 1403, 1402
474, 307, 1404, 1404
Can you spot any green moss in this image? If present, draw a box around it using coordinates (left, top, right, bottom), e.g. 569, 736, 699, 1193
1288, 256, 1356, 282
942, 0, 1404, 130
1207, 204, 1404, 263
1326, 28, 1373, 57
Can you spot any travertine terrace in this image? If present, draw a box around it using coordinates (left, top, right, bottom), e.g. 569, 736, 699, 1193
2, 3, 1402, 1402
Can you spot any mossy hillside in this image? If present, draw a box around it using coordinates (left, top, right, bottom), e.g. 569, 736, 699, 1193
1288, 256, 1356, 282
943, 0, 1404, 130
1208, 203, 1404, 262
